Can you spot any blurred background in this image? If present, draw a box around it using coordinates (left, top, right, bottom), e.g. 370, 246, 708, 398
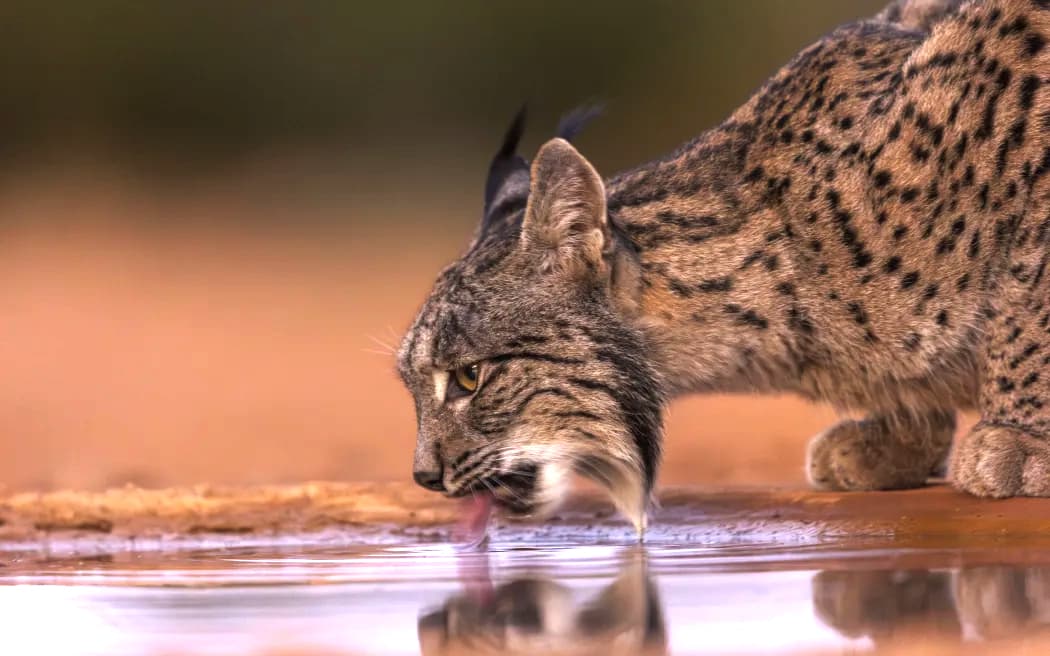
2, 0, 933, 493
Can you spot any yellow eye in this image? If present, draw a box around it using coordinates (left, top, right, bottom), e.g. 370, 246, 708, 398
453, 364, 479, 394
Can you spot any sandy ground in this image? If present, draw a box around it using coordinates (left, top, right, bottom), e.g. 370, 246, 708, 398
0, 181, 947, 494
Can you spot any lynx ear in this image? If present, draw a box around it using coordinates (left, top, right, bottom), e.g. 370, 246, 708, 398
520, 138, 608, 276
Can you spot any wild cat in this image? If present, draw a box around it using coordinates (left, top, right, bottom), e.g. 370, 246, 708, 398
397, 0, 1050, 534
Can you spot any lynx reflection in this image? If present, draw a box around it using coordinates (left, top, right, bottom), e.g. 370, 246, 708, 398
813, 565, 1050, 647
418, 552, 666, 656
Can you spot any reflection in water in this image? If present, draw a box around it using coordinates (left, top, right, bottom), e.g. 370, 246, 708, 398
9, 543, 1050, 654
813, 566, 1050, 647
418, 550, 666, 655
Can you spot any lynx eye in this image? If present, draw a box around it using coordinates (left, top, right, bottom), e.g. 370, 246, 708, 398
450, 364, 480, 397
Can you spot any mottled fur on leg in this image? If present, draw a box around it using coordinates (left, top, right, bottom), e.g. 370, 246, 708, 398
808, 409, 955, 491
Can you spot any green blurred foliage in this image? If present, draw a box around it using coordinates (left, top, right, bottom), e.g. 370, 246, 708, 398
0, 0, 885, 173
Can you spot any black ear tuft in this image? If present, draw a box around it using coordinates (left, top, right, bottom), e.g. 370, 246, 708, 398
479, 104, 604, 241
495, 104, 527, 160
482, 106, 531, 232
556, 103, 604, 143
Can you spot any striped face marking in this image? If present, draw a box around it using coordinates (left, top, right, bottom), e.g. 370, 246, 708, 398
433, 370, 449, 404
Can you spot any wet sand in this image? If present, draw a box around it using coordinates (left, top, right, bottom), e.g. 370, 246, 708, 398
5, 483, 1050, 655
5, 481, 1050, 552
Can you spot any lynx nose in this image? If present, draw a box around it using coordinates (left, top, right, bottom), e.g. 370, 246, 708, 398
413, 435, 445, 491
413, 467, 446, 492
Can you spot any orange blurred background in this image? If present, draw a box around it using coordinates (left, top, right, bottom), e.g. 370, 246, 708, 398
5, 0, 958, 493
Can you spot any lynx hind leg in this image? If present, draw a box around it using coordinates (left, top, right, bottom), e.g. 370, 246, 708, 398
807, 409, 955, 491
952, 191, 1050, 498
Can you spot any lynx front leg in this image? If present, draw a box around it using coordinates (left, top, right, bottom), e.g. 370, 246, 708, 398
807, 409, 955, 491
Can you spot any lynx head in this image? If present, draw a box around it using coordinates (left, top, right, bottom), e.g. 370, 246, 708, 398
397, 108, 664, 533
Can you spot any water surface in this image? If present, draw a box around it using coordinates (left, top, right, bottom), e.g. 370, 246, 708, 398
6, 535, 1050, 655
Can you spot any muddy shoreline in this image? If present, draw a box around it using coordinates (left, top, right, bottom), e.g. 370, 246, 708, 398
4, 482, 1050, 556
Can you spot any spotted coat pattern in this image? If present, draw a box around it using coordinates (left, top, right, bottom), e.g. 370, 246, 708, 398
605, 0, 1049, 497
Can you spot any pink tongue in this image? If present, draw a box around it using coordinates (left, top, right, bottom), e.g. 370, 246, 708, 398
455, 493, 493, 548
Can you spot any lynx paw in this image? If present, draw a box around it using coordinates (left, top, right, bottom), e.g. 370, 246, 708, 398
807, 419, 934, 491
950, 423, 1050, 497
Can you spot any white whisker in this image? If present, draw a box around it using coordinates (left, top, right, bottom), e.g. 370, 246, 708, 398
365, 334, 398, 356
362, 347, 397, 357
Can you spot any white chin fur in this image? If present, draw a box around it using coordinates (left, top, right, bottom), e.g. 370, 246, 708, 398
529, 460, 573, 518
533, 458, 649, 536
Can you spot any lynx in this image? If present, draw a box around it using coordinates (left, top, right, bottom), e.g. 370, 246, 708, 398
398, 0, 1050, 533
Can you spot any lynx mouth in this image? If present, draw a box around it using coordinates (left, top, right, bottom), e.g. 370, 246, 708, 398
451, 464, 544, 543
451, 457, 649, 539
450, 464, 540, 508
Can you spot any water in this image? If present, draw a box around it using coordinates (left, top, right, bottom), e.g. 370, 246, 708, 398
5, 538, 1050, 655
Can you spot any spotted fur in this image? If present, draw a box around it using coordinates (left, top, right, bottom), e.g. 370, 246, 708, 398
399, 0, 1050, 530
